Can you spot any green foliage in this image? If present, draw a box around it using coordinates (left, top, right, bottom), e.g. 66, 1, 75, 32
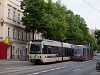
95, 30, 100, 45
21, 0, 47, 39
21, 0, 97, 49
21, 0, 67, 40
65, 9, 96, 48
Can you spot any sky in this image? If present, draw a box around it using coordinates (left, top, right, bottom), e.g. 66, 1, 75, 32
52, 0, 100, 30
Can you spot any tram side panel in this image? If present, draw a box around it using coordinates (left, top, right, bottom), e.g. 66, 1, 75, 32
29, 40, 74, 64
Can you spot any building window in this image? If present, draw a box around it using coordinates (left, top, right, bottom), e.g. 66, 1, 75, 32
18, 13, 20, 22
18, 30, 20, 39
27, 33, 29, 40
38, 36, 39, 39
18, 48, 20, 59
13, 29, 16, 38
35, 35, 36, 39
13, 11, 16, 21
8, 27, 10, 37
29, 33, 30, 40
8, 9, 10, 18
22, 32, 24, 40
26, 32, 27, 40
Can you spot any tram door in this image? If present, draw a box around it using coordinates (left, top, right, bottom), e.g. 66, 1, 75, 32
83, 48, 87, 60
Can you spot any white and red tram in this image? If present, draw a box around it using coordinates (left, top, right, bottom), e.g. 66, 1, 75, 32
74, 45, 93, 61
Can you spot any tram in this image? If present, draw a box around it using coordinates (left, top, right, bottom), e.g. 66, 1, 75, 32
74, 45, 93, 61
28, 39, 74, 64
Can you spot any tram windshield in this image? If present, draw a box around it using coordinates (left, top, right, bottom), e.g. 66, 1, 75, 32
74, 49, 82, 55
30, 44, 41, 54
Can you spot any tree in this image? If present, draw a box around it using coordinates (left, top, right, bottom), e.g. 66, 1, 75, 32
95, 30, 100, 45
37, 0, 67, 41
64, 9, 96, 47
65, 10, 83, 44
21, 0, 47, 39
21, 0, 67, 40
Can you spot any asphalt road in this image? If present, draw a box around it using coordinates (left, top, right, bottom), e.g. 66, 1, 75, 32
0, 55, 100, 75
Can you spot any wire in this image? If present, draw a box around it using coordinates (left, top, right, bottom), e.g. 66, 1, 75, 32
83, 0, 100, 12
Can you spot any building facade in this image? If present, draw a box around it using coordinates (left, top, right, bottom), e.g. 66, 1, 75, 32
89, 29, 96, 38
0, 0, 32, 60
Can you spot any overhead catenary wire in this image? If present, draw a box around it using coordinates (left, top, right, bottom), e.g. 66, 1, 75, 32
83, 0, 100, 12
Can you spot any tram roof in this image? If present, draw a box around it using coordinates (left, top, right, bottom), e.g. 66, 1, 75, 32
75, 45, 90, 48
30, 39, 61, 43
30, 39, 72, 44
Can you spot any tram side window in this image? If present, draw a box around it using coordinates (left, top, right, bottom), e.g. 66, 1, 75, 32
67, 48, 73, 56
57, 47, 62, 56
63, 48, 65, 56
51, 46, 57, 54
65, 48, 67, 56
48, 46, 51, 54
83, 48, 86, 56
42, 45, 48, 54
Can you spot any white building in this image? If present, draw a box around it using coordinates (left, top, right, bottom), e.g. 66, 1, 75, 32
0, 0, 43, 60
89, 29, 96, 37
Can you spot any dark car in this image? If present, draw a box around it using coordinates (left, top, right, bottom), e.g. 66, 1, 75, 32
96, 61, 100, 72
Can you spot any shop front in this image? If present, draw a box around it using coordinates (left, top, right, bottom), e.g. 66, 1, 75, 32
0, 37, 12, 59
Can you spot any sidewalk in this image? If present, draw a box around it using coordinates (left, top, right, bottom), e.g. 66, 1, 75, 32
0, 59, 27, 61
0, 59, 28, 65
0, 59, 29, 65
0, 59, 30, 68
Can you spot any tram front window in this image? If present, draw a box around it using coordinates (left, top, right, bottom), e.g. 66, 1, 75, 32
30, 44, 41, 54
74, 49, 82, 55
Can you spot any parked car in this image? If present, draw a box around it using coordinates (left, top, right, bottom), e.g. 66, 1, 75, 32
96, 61, 100, 72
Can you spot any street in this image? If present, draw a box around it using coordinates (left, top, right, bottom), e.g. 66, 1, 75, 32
0, 55, 100, 75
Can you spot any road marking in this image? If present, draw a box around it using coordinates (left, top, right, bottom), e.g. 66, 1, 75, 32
74, 69, 81, 72
27, 66, 67, 75
42, 70, 50, 73
55, 68, 60, 69
32, 72, 40, 75
81, 60, 92, 63
28, 72, 42, 75
27, 64, 76, 75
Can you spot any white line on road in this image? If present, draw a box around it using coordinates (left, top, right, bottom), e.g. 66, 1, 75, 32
55, 68, 60, 70
27, 66, 67, 75
81, 60, 92, 63
50, 69, 56, 71
27, 64, 75, 75
42, 70, 51, 73
74, 69, 81, 72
